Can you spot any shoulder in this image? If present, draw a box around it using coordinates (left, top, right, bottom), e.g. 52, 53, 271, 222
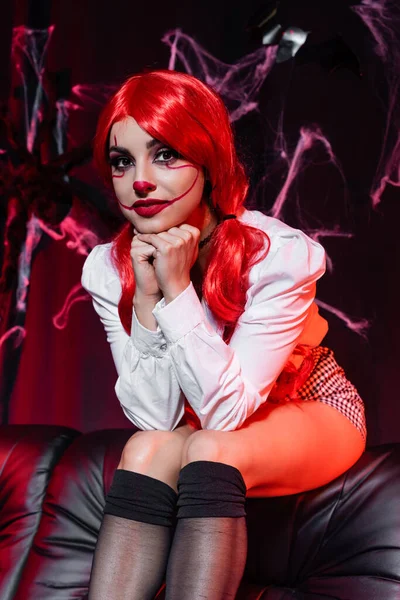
81, 242, 121, 303
239, 207, 323, 252
239, 208, 326, 289
82, 242, 116, 272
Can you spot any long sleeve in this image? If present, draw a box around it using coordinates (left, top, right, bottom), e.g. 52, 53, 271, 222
81, 244, 185, 431
153, 225, 326, 431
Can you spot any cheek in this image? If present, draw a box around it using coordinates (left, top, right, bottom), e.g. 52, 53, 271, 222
187, 172, 205, 203
112, 172, 131, 197
187, 180, 204, 205
111, 170, 125, 180
162, 167, 204, 201
162, 165, 198, 189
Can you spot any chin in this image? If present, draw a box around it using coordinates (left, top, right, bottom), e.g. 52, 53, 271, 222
130, 216, 176, 234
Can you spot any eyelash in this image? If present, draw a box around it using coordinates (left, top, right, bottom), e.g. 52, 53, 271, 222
109, 148, 180, 172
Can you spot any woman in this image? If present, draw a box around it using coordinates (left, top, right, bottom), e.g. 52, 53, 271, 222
81, 69, 366, 600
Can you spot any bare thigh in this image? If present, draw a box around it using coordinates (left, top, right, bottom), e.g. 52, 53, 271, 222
183, 401, 365, 497
118, 424, 196, 492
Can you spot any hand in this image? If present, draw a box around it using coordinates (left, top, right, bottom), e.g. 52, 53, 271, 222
136, 225, 200, 301
130, 234, 162, 300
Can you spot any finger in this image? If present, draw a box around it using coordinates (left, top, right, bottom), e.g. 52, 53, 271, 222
136, 232, 180, 250
131, 239, 158, 260
155, 231, 187, 247
179, 224, 201, 239
131, 237, 155, 249
131, 248, 157, 262
166, 227, 192, 241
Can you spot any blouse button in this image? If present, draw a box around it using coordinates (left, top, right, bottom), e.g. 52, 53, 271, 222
160, 344, 167, 352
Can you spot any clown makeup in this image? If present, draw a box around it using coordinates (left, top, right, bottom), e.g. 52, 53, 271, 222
108, 117, 208, 234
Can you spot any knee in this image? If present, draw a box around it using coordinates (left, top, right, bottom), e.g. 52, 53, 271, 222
182, 430, 225, 467
119, 430, 182, 472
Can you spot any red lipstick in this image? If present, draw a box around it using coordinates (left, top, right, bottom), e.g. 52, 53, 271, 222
132, 202, 173, 217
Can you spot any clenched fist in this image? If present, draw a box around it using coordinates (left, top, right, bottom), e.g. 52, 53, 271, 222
136, 224, 200, 303
130, 234, 162, 300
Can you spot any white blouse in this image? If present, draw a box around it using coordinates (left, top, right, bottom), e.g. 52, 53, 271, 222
81, 209, 328, 432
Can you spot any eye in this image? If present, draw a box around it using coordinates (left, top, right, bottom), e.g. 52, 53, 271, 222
109, 155, 133, 171
154, 147, 180, 163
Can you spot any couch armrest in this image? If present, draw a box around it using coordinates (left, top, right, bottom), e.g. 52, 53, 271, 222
0, 425, 80, 600
14, 428, 134, 600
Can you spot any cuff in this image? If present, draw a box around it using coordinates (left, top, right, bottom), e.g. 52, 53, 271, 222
131, 308, 169, 357
153, 282, 205, 344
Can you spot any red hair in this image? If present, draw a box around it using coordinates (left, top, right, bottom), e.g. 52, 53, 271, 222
94, 69, 270, 343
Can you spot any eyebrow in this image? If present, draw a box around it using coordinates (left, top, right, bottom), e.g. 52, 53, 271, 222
108, 138, 162, 155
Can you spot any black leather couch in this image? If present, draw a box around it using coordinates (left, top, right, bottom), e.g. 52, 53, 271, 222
1, 424, 399, 599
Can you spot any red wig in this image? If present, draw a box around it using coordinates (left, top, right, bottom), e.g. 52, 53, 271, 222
94, 69, 270, 343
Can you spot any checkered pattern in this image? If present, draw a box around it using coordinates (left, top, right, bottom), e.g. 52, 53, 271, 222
293, 346, 367, 442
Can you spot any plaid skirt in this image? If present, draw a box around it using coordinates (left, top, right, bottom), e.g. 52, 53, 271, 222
268, 346, 367, 442
182, 346, 367, 442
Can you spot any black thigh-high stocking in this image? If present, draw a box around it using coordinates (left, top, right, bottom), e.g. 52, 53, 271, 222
88, 469, 177, 600
165, 461, 248, 600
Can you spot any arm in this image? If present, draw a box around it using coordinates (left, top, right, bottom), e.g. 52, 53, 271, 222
152, 230, 326, 431
81, 245, 185, 431
133, 292, 161, 331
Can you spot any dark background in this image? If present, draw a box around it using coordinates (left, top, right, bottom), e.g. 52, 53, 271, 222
1, 0, 399, 445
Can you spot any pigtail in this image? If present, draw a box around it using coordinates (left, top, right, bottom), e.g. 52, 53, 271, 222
203, 219, 270, 344
110, 221, 135, 335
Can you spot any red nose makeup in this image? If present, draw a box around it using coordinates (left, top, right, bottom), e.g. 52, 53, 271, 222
133, 180, 156, 193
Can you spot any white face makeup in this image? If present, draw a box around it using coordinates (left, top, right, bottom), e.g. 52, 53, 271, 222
109, 117, 206, 233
